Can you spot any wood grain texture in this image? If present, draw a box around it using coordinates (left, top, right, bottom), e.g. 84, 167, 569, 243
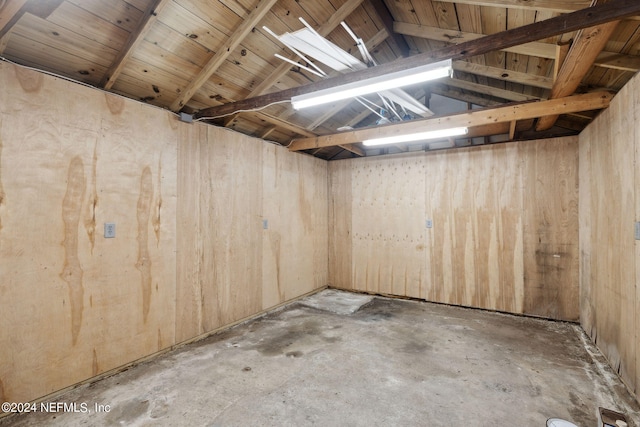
262, 144, 328, 309
0, 61, 328, 405
329, 138, 578, 320
521, 137, 579, 320
580, 69, 638, 400
0, 62, 178, 402
328, 160, 353, 289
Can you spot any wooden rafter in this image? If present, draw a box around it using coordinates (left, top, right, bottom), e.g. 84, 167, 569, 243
0, 0, 63, 38
536, 0, 620, 131
288, 91, 612, 151
393, 22, 557, 59
100, 0, 169, 90
368, 0, 410, 57
435, 0, 592, 13
169, 0, 277, 112
395, 21, 640, 71
196, 0, 640, 120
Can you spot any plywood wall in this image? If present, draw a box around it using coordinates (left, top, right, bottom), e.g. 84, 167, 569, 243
0, 63, 178, 403
329, 138, 579, 321
580, 69, 639, 400
0, 62, 328, 405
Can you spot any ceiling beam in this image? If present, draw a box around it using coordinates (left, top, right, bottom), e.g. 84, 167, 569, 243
169, 0, 277, 112
339, 144, 365, 156
288, 91, 612, 151
444, 78, 542, 102
453, 61, 554, 89
100, 0, 169, 90
246, 0, 364, 98
430, 84, 502, 107
196, 0, 639, 120
536, 0, 620, 131
397, 20, 640, 72
394, 22, 557, 59
434, 0, 592, 13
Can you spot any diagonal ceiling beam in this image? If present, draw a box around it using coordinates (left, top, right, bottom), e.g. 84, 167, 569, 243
195, 0, 640, 120
536, 0, 620, 131
368, 0, 410, 57
100, 0, 169, 90
169, 0, 277, 112
435, 0, 592, 13
397, 20, 640, 72
394, 22, 557, 58
288, 91, 612, 151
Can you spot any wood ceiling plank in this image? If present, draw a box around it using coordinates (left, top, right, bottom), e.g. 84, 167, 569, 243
246, 0, 364, 98
48, 2, 130, 48
67, 0, 142, 33
11, 13, 119, 68
435, 0, 592, 13
0, 0, 28, 38
369, 0, 410, 57
158, 1, 229, 51
480, 5, 507, 73
101, 0, 169, 89
170, 0, 277, 111
196, 0, 640, 119
504, 8, 536, 94
454, 60, 553, 89
288, 91, 612, 150
594, 51, 640, 71
177, 0, 243, 36
394, 21, 557, 58
3, 33, 107, 84
536, 1, 620, 131
455, 3, 489, 86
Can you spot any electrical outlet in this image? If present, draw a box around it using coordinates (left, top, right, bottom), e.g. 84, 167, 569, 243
425, 219, 433, 229
263, 219, 269, 230
104, 223, 116, 238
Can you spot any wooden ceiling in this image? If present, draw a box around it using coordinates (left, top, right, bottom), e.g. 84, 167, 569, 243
1, 0, 639, 160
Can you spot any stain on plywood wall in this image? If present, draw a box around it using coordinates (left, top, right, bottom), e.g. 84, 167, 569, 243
329, 138, 579, 321
0, 62, 177, 403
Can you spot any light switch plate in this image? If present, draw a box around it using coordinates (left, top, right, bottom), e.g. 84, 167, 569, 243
635, 222, 640, 240
104, 223, 116, 238
263, 219, 269, 230
425, 219, 433, 229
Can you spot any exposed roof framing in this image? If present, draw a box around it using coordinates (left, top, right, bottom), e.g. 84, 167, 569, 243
196, 0, 640, 120
1, 0, 640, 159
100, 0, 169, 90
288, 91, 613, 151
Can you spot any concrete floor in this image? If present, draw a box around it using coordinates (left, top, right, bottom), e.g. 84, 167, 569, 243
1, 289, 638, 427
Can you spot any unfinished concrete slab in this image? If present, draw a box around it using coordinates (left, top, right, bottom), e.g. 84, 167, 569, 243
2, 290, 638, 427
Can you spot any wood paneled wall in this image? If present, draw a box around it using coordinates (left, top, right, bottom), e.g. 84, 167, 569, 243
0, 62, 328, 404
329, 138, 579, 321
580, 69, 639, 401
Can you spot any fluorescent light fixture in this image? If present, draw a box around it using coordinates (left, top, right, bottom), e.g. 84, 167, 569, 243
363, 127, 468, 146
291, 59, 453, 109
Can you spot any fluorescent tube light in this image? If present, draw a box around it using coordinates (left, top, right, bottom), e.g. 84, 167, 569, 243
291, 59, 453, 110
363, 127, 468, 146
